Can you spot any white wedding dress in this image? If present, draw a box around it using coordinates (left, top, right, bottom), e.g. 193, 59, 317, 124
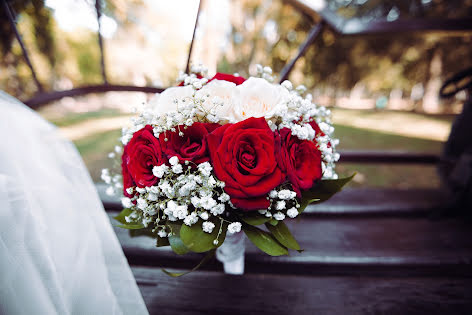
0, 91, 149, 315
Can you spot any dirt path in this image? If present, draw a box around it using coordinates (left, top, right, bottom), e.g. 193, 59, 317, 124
58, 116, 133, 141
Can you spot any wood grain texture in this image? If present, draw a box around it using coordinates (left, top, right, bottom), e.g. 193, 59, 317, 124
132, 267, 472, 315
110, 213, 472, 277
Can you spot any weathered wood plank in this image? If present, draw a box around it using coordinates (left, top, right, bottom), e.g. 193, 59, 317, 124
109, 213, 472, 277
98, 184, 448, 216
304, 188, 447, 216
132, 267, 472, 315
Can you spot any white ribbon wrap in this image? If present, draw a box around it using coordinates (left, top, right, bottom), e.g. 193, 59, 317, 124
216, 231, 245, 275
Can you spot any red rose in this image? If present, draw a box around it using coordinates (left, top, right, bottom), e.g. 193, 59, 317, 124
309, 120, 331, 148
121, 148, 135, 198
159, 122, 220, 164
123, 125, 166, 188
277, 128, 322, 196
207, 117, 285, 211
209, 73, 246, 85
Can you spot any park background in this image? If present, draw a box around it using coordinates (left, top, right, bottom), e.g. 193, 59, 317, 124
1, 0, 471, 189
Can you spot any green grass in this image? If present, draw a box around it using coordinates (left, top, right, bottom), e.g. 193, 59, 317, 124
333, 124, 443, 188
74, 129, 122, 182
334, 124, 443, 152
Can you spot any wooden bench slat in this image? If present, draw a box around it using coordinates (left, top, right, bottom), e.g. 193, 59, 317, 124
132, 267, 472, 315
110, 213, 472, 277
304, 188, 447, 216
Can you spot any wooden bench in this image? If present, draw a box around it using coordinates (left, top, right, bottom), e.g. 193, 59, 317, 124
99, 182, 472, 314
4, 0, 471, 311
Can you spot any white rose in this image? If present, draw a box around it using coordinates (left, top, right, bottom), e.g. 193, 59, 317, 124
148, 85, 194, 117
196, 80, 236, 121
229, 77, 289, 122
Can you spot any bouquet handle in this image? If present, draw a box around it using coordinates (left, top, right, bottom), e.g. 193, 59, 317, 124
216, 231, 245, 275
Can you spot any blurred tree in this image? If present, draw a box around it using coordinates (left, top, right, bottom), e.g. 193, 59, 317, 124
220, 0, 472, 112
0, 0, 56, 97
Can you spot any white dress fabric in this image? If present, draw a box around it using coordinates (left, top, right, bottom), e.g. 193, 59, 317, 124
0, 91, 148, 315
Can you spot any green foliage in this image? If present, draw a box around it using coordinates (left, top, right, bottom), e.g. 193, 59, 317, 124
113, 208, 133, 224
168, 223, 190, 255
0, 0, 54, 60
180, 217, 228, 253
220, 0, 472, 98
66, 34, 102, 84
26, 0, 56, 67
241, 211, 270, 226
114, 209, 144, 229
265, 221, 301, 251
162, 249, 216, 277
299, 174, 355, 213
243, 224, 288, 256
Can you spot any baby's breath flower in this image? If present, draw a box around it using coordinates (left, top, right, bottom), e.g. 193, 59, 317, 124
199, 211, 209, 220
202, 221, 215, 233
153, 164, 168, 178
137, 198, 148, 210
227, 222, 242, 234
273, 212, 285, 221
210, 203, 225, 215
147, 192, 158, 201
277, 190, 293, 200
184, 213, 198, 226
172, 164, 183, 174
106, 186, 115, 196
121, 197, 133, 208
275, 200, 286, 211
287, 207, 299, 218
218, 193, 230, 203
169, 156, 179, 166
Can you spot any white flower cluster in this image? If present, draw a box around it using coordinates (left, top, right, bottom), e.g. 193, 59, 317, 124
258, 186, 300, 221
101, 168, 122, 196
120, 157, 241, 238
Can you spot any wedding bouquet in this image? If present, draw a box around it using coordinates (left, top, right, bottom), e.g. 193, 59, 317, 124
103, 65, 353, 275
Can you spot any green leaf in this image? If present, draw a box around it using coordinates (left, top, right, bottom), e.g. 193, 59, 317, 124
114, 208, 133, 224
265, 221, 301, 251
168, 223, 189, 255
268, 218, 279, 226
114, 208, 144, 229
243, 224, 288, 256
162, 249, 216, 277
241, 212, 270, 226
299, 173, 356, 213
180, 217, 228, 253
115, 223, 145, 230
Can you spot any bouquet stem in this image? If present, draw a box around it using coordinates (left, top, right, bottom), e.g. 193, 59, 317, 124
216, 231, 245, 275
